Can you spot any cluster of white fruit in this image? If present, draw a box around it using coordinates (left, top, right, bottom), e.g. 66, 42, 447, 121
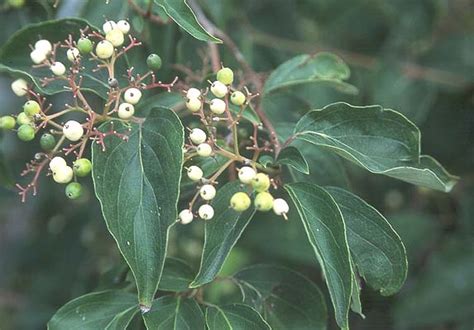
47, 156, 92, 199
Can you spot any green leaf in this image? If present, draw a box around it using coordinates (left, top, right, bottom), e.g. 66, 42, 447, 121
154, 0, 221, 43
233, 265, 327, 330
142, 296, 205, 329
190, 182, 256, 287
292, 102, 458, 192
276, 146, 309, 174
326, 187, 408, 296
285, 182, 352, 329
159, 257, 194, 292
48, 290, 138, 330
0, 19, 109, 99
206, 304, 271, 330
263, 53, 356, 95
92, 107, 184, 308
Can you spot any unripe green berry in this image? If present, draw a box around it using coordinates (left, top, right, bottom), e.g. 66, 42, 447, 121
17, 124, 35, 142
252, 173, 271, 192
8, 0, 25, 8
77, 37, 93, 54
254, 191, 274, 211
231, 91, 246, 106
17, 112, 32, 125
73, 158, 92, 177
230, 192, 251, 212
40, 133, 56, 151
0, 116, 16, 130
23, 100, 41, 116
65, 182, 83, 200
217, 67, 234, 85
147, 54, 162, 71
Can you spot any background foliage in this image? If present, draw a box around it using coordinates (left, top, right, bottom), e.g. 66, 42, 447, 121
0, 0, 472, 329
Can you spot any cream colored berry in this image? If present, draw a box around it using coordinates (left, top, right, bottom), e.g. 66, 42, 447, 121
200, 184, 216, 200
49, 156, 67, 172
34, 39, 52, 55
106, 29, 125, 47
254, 191, 274, 211
117, 20, 130, 34
189, 128, 206, 144
210, 98, 226, 115
53, 166, 73, 184
63, 120, 84, 141
118, 103, 135, 119
67, 47, 80, 62
273, 198, 290, 216
187, 166, 203, 181
124, 88, 142, 104
197, 143, 212, 157
198, 204, 214, 220
103, 21, 117, 34
210, 81, 228, 98
179, 209, 194, 224
186, 98, 201, 112
230, 192, 251, 212
186, 88, 201, 99
11, 78, 28, 96
238, 166, 256, 184
30, 49, 47, 64
216, 67, 234, 85
50, 62, 66, 76
95, 40, 114, 59
252, 173, 271, 192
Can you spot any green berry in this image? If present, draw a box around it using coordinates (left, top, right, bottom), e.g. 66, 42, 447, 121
77, 37, 93, 54
73, 158, 92, 177
254, 192, 274, 212
40, 133, 56, 151
0, 116, 16, 130
17, 112, 32, 125
252, 173, 271, 192
217, 67, 234, 85
8, 0, 25, 8
231, 91, 246, 106
23, 100, 41, 116
147, 54, 162, 71
230, 192, 251, 212
65, 182, 83, 200
17, 124, 35, 142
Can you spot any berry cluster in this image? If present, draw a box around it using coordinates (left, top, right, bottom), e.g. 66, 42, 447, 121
178, 67, 290, 224
0, 19, 176, 202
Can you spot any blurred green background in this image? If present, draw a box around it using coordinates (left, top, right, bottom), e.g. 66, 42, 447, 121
0, 0, 472, 329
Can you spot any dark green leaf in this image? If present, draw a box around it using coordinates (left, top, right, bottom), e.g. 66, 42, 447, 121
326, 187, 407, 296
154, 0, 221, 43
234, 264, 327, 330
142, 296, 205, 329
276, 146, 309, 174
292, 102, 458, 192
48, 290, 138, 330
0, 19, 109, 99
159, 257, 194, 292
206, 304, 270, 330
92, 107, 184, 308
263, 53, 356, 95
285, 182, 352, 329
190, 182, 256, 287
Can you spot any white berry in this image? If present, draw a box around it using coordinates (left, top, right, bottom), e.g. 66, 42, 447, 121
66, 47, 80, 62
273, 198, 290, 216
210, 98, 226, 115
238, 166, 256, 184
187, 166, 203, 181
198, 204, 214, 220
186, 98, 202, 112
53, 166, 73, 184
118, 103, 135, 120
106, 29, 125, 47
49, 156, 67, 172
117, 20, 130, 34
179, 209, 194, 224
50, 62, 66, 76
11, 78, 28, 96
95, 40, 114, 59
30, 49, 47, 64
124, 88, 142, 105
189, 128, 206, 144
34, 39, 52, 55
186, 88, 201, 99
63, 120, 84, 141
197, 143, 212, 157
199, 184, 216, 201
103, 20, 117, 34
210, 81, 228, 98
